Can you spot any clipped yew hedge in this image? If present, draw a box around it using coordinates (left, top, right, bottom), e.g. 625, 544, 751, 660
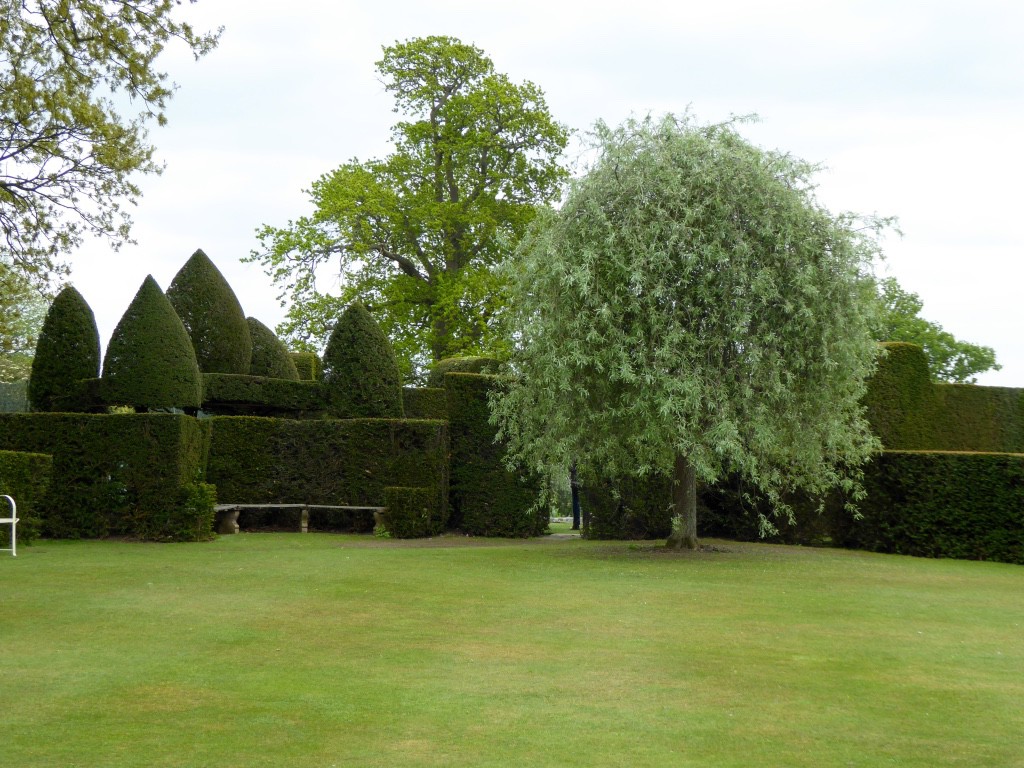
205, 417, 448, 516
0, 413, 213, 541
445, 373, 545, 537
865, 342, 1024, 452
201, 374, 325, 417
927, 384, 1024, 453
831, 451, 1024, 564
382, 486, 447, 538
290, 352, 321, 382
0, 449, 52, 545
427, 356, 501, 388
402, 387, 447, 420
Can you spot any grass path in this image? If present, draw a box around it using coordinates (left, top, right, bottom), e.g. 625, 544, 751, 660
2, 534, 1022, 767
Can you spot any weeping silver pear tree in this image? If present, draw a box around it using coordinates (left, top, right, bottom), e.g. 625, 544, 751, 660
493, 114, 887, 549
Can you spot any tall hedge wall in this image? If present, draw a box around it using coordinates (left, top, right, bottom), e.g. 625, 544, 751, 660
688, 452, 1024, 565
832, 451, 1024, 564
382, 486, 447, 538
201, 374, 325, 417
402, 387, 447, 420
427, 356, 502, 388
205, 417, 448, 521
926, 384, 1024, 453
445, 373, 546, 537
290, 352, 321, 382
864, 342, 1024, 452
0, 413, 213, 541
0, 449, 52, 545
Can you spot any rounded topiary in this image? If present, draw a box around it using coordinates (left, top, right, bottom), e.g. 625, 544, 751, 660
427, 355, 501, 387
247, 317, 299, 380
102, 275, 203, 410
165, 249, 252, 374
321, 303, 403, 418
863, 342, 935, 449
29, 286, 100, 411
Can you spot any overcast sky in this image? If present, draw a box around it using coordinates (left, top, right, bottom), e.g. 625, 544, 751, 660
65, 0, 1024, 385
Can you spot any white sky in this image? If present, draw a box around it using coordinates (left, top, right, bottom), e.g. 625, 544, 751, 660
66, 0, 1024, 385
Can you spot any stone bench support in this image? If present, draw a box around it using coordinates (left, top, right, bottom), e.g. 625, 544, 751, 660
214, 504, 386, 535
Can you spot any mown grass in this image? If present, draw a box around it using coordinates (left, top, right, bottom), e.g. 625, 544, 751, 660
2, 533, 1022, 767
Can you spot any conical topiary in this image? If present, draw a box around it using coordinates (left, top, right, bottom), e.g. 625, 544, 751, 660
321, 303, 403, 418
28, 286, 101, 411
247, 317, 299, 380
165, 249, 252, 374
102, 276, 203, 410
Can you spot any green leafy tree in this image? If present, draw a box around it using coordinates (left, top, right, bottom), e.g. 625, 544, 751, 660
165, 249, 252, 374
875, 277, 999, 383
102, 275, 202, 410
321, 303, 403, 419
247, 317, 299, 380
0, 260, 49, 382
0, 1, 220, 282
493, 114, 885, 550
250, 35, 569, 377
28, 284, 99, 410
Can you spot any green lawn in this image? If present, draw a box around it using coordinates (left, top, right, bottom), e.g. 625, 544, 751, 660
2, 533, 1022, 767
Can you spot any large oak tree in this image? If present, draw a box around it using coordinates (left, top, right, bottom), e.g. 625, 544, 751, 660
250, 36, 569, 377
876, 277, 999, 383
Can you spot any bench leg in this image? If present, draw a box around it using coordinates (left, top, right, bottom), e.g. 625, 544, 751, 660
216, 509, 240, 535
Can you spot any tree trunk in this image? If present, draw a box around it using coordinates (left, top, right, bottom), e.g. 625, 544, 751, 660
666, 453, 698, 550
431, 315, 451, 361
570, 461, 581, 531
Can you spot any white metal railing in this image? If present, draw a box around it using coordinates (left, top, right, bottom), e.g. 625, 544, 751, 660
1, 495, 18, 557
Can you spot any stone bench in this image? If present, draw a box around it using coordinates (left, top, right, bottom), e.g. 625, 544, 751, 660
214, 504, 386, 535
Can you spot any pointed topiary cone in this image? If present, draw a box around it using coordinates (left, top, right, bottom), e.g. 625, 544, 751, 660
247, 317, 299, 380
321, 303, 403, 418
28, 286, 100, 411
102, 275, 203, 410
165, 249, 252, 374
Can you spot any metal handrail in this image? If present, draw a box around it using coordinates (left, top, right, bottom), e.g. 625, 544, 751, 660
1, 494, 17, 557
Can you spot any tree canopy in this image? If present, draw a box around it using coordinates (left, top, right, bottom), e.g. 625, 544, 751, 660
0, 0, 220, 284
0, 259, 49, 382
493, 114, 885, 549
249, 35, 569, 378
875, 277, 999, 383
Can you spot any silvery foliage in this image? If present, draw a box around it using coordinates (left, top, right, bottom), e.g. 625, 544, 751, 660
493, 114, 887, 532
